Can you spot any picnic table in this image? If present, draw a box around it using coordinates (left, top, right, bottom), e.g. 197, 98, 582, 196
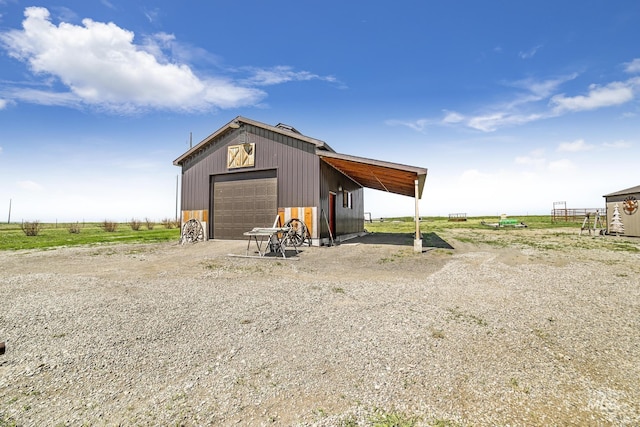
243, 226, 292, 258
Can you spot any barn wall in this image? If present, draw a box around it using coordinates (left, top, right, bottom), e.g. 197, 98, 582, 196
319, 161, 364, 238
180, 124, 326, 238
605, 190, 640, 237
181, 125, 320, 209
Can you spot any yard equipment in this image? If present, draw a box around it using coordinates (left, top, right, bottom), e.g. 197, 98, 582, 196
282, 218, 311, 247
481, 216, 528, 228
240, 216, 310, 258
180, 218, 205, 244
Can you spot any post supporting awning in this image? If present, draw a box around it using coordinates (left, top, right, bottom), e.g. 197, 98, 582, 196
317, 150, 427, 253
414, 179, 422, 252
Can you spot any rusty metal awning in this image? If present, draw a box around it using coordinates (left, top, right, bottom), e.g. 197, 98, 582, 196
317, 150, 427, 198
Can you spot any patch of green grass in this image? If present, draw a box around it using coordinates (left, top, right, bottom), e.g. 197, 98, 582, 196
608, 241, 640, 252
431, 328, 446, 339
0, 415, 18, 427
0, 222, 180, 251
366, 215, 572, 234
203, 261, 222, 270
432, 419, 462, 427
312, 408, 328, 419
446, 306, 488, 327
369, 408, 420, 427
338, 415, 359, 427
379, 249, 416, 263
509, 377, 531, 394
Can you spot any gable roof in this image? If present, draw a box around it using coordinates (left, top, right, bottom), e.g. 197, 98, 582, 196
173, 116, 428, 199
603, 185, 640, 197
173, 116, 332, 166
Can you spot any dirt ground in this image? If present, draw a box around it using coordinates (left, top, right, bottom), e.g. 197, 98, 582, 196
1, 227, 639, 426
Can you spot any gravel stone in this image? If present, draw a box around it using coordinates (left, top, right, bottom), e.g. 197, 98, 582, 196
0, 228, 639, 426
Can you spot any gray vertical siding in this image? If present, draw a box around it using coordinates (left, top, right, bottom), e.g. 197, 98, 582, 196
180, 124, 325, 231
318, 161, 364, 238
179, 123, 363, 240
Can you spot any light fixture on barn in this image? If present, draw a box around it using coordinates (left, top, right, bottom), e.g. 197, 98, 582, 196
338, 185, 343, 192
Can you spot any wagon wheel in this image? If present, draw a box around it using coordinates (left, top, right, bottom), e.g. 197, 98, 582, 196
180, 219, 204, 244
283, 218, 309, 247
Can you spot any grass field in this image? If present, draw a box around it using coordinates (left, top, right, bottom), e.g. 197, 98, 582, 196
0, 221, 181, 251
0, 215, 580, 251
364, 214, 577, 234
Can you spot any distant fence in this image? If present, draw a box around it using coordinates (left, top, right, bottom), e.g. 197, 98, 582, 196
551, 208, 604, 222
448, 213, 467, 222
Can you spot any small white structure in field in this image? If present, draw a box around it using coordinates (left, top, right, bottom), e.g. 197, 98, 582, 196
609, 204, 625, 235
603, 185, 640, 237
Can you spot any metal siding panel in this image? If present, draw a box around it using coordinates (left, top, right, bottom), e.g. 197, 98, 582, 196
182, 124, 328, 238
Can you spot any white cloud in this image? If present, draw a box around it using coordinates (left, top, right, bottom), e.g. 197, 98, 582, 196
442, 110, 464, 124
0, 98, 7, 109
518, 44, 543, 59
392, 75, 576, 133
143, 7, 160, 23
515, 155, 544, 166
384, 118, 430, 132
550, 81, 635, 113
515, 149, 546, 166
603, 140, 632, 149
548, 159, 576, 172
624, 58, 640, 74
393, 60, 640, 133
4, 87, 80, 107
509, 74, 578, 102
101, 0, 116, 10
0, 7, 330, 113
467, 112, 544, 132
557, 139, 593, 152
18, 180, 44, 191
243, 65, 337, 86
459, 168, 489, 182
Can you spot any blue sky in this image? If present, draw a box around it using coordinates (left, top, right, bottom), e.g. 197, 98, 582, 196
1, 1, 639, 222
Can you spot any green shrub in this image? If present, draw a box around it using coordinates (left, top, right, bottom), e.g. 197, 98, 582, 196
145, 217, 155, 230
21, 220, 41, 236
101, 220, 118, 232
161, 218, 179, 229
129, 218, 141, 231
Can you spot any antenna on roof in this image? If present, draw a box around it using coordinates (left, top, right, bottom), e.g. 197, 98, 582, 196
189, 132, 192, 148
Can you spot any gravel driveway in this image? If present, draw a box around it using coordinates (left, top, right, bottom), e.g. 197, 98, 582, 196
1, 228, 639, 426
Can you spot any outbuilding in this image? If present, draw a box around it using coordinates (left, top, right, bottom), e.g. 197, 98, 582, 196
173, 116, 428, 248
603, 185, 640, 237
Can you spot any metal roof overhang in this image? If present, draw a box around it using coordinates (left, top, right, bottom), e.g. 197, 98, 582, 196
317, 150, 428, 198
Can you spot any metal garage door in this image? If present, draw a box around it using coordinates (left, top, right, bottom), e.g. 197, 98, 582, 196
212, 172, 277, 239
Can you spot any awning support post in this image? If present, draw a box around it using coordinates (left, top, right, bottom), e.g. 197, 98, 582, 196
414, 178, 422, 253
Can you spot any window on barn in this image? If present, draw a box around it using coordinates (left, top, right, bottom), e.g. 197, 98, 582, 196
343, 191, 352, 209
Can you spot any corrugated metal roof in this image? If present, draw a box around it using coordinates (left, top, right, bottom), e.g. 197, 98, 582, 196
603, 185, 640, 197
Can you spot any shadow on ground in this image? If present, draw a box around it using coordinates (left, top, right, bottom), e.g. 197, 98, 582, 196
345, 232, 454, 250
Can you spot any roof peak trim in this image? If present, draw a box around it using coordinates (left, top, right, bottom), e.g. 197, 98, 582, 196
174, 116, 333, 166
